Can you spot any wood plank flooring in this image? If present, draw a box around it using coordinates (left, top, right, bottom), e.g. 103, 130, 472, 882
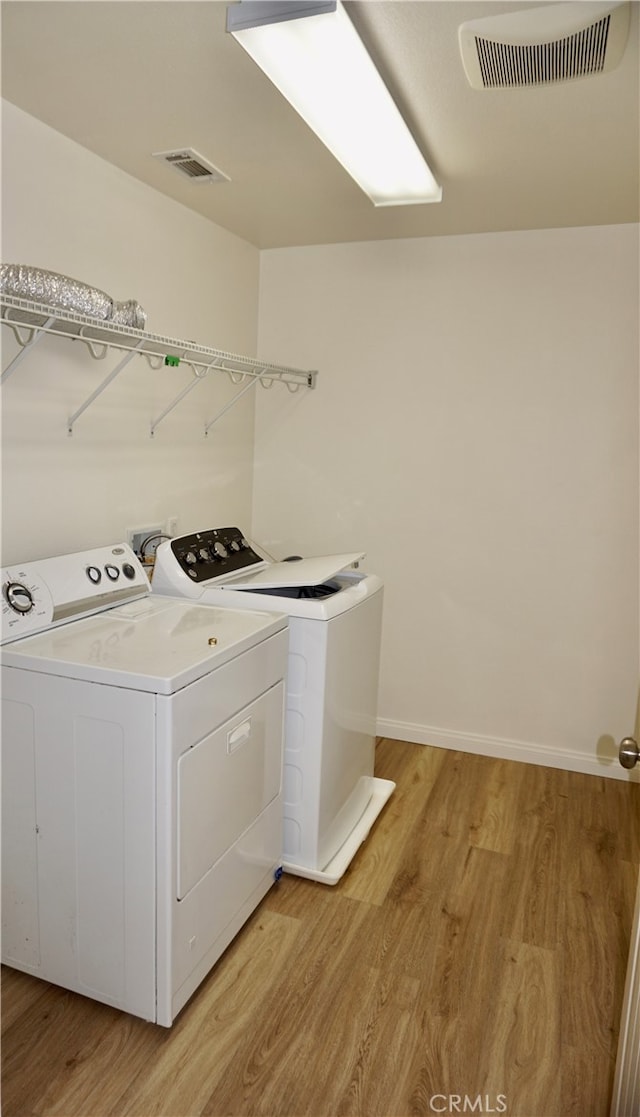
2, 740, 639, 1117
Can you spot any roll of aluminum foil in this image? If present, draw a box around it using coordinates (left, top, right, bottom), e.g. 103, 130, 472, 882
0, 264, 147, 330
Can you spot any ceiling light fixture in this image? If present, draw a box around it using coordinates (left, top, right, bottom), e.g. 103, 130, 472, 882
226, 0, 442, 207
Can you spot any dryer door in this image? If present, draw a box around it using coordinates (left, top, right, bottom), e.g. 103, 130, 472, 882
176, 681, 284, 899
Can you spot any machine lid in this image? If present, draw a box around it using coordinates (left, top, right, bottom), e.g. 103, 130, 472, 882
222, 552, 365, 591
0, 595, 287, 694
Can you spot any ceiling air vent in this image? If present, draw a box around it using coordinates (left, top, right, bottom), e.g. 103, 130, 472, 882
459, 1, 630, 89
152, 148, 230, 184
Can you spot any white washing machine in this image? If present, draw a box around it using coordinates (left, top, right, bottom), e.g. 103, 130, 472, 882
153, 527, 395, 885
1, 543, 287, 1025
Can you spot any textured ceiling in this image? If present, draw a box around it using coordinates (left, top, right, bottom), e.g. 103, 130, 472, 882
2, 0, 639, 248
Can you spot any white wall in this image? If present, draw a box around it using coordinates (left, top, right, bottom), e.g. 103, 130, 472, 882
1, 101, 260, 564
254, 227, 640, 780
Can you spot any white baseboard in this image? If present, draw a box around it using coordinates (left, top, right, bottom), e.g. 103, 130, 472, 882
376, 718, 639, 783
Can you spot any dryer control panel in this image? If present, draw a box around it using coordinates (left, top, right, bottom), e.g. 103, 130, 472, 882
168, 527, 264, 584
1, 543, 149, 643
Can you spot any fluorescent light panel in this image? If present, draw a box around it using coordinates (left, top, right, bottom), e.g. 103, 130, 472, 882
227, 0, 442, 207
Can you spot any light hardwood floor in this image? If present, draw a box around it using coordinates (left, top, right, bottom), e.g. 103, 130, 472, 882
2, 740, 639, 1117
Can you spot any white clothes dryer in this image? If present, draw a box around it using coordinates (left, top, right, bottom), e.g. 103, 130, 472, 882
152, 527, 395, 885
1, 543, 287, 1025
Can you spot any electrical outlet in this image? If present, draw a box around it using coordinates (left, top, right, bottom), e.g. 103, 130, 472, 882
166, 516, 178, 537
127, 524, 164, 559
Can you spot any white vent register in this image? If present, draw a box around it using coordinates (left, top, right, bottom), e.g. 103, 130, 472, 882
459, 1, 630, 89
152, 147, 230, 184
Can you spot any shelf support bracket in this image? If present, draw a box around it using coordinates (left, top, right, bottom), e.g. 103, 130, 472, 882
1, 316, 56, 384
150, 357, 223, 437
67, 339, 145, 434
77, 326, 109, 361
204, 366, 270, 436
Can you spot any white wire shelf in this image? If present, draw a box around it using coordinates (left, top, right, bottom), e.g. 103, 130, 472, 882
0, 293, 317, 435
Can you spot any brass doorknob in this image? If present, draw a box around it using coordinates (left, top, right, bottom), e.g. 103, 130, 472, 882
619, 737, 639, 770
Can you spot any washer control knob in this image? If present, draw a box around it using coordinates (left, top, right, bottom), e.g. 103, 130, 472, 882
185, 551, 197, 565
86, 565, 102, 584
213, 542, 228, 558
199, 548, 210, 562
5, 582, 34, 614
229, 540, 241, 552
105, 564, 120, 581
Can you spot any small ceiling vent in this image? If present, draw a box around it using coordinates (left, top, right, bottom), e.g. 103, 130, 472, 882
459, 1, 630, 89
152, 148, 230, 184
